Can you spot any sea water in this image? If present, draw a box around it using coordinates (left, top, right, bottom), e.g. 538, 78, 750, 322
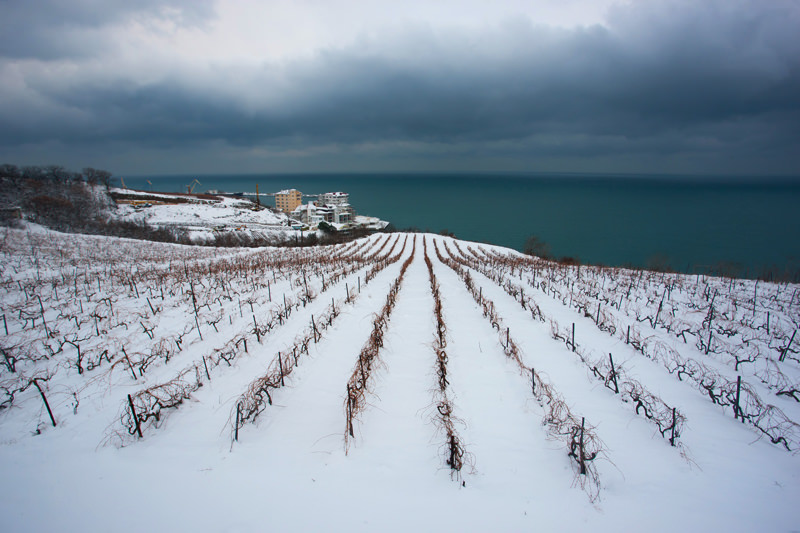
122, 173, 800, 278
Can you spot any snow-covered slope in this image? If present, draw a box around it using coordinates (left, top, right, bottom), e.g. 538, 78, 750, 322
1, 226, 798, 532
111, 188, 292, 241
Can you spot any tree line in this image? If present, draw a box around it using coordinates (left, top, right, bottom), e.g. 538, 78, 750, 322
0, 163, 184, 242
0, 164, 113, 188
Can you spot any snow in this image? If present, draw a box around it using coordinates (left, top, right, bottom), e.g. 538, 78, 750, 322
110, 188, 291, 241
0, 226, 798, 532
353, 215, 389, 230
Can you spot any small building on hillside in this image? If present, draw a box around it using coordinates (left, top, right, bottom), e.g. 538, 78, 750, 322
275, 189, 302, 213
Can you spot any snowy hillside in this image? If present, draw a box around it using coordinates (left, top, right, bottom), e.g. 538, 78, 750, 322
111, 188, 292, 241
1, 226, 798, 532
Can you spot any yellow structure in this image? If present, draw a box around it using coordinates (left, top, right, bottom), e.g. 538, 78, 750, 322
275, 189, 302, 213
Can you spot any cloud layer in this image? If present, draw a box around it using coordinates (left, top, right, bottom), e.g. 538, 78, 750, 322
1, 0, 798, 175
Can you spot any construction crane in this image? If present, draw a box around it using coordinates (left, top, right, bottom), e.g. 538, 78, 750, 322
187, 179, 201, 193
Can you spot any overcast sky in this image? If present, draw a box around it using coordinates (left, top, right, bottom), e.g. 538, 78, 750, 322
1, 0, 798, 176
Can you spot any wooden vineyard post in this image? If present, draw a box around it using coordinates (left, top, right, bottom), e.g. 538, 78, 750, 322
571, 323, 576, 352
203, 356, 211, 381
596, 303, 601, 325
36, 296, 50, 338
346, 385, 354, 438
626, 325, 630, 345
311, 315, 318, 343
278, 355, 285, 386
189, 282, 202, 341
753, 282, 757, 317
654, 296, 663, 328
579, 417, 586, 475
123, 348, 137, 380
780, 330, 796, 362
3, 313, 8, 335
235, 403, 241, 441
735, 375, 742, 422
127, 394, 142, 438
531, 368, 535, 395
346, 283, 350, 303
670, 407, 676, 446
608, 353, 619, 394
253, 315, 260, 343
33, 379, 56, 428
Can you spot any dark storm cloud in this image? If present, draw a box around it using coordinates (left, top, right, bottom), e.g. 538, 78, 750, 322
1, 0, 799, 173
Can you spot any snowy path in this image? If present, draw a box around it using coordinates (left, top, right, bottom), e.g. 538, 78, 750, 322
430, 243, 592, 519
346, 246, 442, 476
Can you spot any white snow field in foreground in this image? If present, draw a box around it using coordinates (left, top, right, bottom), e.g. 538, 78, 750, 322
1, 226, 798, 532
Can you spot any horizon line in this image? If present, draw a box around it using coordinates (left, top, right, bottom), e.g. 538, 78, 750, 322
122, 169, 800, 180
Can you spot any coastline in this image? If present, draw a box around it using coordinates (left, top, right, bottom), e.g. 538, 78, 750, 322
120, 173, 800, 279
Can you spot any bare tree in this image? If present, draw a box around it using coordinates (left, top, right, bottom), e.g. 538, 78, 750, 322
524, 234, 552, 259
83, 167, 113, 189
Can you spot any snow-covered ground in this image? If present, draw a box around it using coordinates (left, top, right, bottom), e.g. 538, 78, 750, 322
0, 225, 798, 532
111, 188, 293, 241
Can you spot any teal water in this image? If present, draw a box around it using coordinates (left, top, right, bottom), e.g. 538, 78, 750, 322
122, 173, 800, 278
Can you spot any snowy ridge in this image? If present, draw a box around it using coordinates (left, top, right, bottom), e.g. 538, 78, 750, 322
1, 226, 799, 531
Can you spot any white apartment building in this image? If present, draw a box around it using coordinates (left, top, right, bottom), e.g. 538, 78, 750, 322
317, 192, 349, 206
291, 201, 351, 225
